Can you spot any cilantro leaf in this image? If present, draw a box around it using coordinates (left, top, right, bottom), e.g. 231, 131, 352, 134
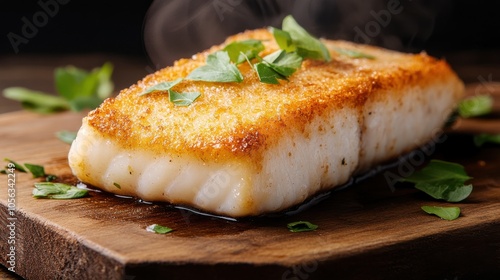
458, 95, 493, 118
287, 221, 318, 232
473, 133, 500, 147
223, 39, 264, 64
33, 182, 88, 199
187, 51, 243, 83
401, 160, 473, 202
281, 15, 331, 62
169, 90, 201, 106
421, 205, 461, 221
141, 78, 183, 96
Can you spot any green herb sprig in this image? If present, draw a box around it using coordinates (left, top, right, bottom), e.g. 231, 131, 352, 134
147, 224, 174, 234
421, 205, 461, 221
33, 182, 88, 199
402, 160, 473, 203
1, 158, 56, 181
3, 62, 114, 114
287, 221, 318, 232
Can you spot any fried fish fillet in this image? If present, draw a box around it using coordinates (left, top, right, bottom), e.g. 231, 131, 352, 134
68, 29, 464, 217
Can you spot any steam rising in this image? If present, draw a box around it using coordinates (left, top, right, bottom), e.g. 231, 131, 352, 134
144, 0, 451, 69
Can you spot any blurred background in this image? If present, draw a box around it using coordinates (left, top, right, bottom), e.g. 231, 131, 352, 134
0, 0, 499, 113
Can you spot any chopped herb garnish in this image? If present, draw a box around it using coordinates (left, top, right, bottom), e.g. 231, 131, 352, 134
33, 182, 88, 199
2, 158, 57, 180
401, 160, 473, 202
333, 47, 375, 59
24, 163, 46, 178
169, 90, 201, 106
281, 15, 331, 62
3, 158, 27, 173
46, 175, 58, 182
263, 50, 303, 77
3, 62, 113, 114
421, 205, 461, 221
56, 130, 78, 144
113, 182, 122, 189
287, 221, 318, 232
140, 78, 183, 96
473, 133, 500, 147
457, 95, 493, 118
253, 62, 286, 84
270, 27, 295, 53
146, 224, 173, 234
223, 39, 264, 64
187, 51, 243, 83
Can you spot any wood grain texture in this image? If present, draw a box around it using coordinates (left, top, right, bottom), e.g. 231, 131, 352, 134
0, 110, 499, 280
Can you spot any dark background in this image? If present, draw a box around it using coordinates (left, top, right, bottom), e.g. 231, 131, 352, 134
1, 0, 499, 65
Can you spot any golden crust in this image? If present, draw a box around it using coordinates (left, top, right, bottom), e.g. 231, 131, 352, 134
86, 29, 462, 164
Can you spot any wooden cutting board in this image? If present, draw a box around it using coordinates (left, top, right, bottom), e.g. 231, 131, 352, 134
1, 110, 499, 280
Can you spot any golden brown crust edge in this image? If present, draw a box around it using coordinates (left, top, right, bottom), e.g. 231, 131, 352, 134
85, 29, 464, 165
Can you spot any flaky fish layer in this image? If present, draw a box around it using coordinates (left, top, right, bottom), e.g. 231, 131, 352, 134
68, 29, 464, 217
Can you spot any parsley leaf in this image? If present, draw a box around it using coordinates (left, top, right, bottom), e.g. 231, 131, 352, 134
3, 62, 113, 114
333, 47, 375, 59
401, 160, 473, 202
24, 163, 46, 178
263, 50, 303, 77
56, 130, 78, 144
253, 50, 303, 84
473, 133, 500, 147
254, 62, 286, 84
187, 51, 243, 83
2, 87, 70, 114
146, 224, 173, 234
457, 95, 494, 118
287, 221, 318, 232
281, 15, 331, 62
223, 39, 264, 64
421, 205, 461, 221
140, 78, 183, 96
169, 90, 201, 106
33, 182, 88, 199
3, 158, 27, 173
270, 27, 296, 52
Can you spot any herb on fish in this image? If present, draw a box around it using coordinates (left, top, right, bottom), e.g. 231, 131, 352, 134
280, 15, 331, 62
169, 90, 201, 106
401, 160, 473, 202
140, 78, 183, 96
113, 182, 122, 189
421, 205, 461, 221
187, 51, 243, 83
287, 221, 318, 232
333, 47, 375, 59
56, 130, 78, 144
223, 39, 264, 64
33, 182, 88, 199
